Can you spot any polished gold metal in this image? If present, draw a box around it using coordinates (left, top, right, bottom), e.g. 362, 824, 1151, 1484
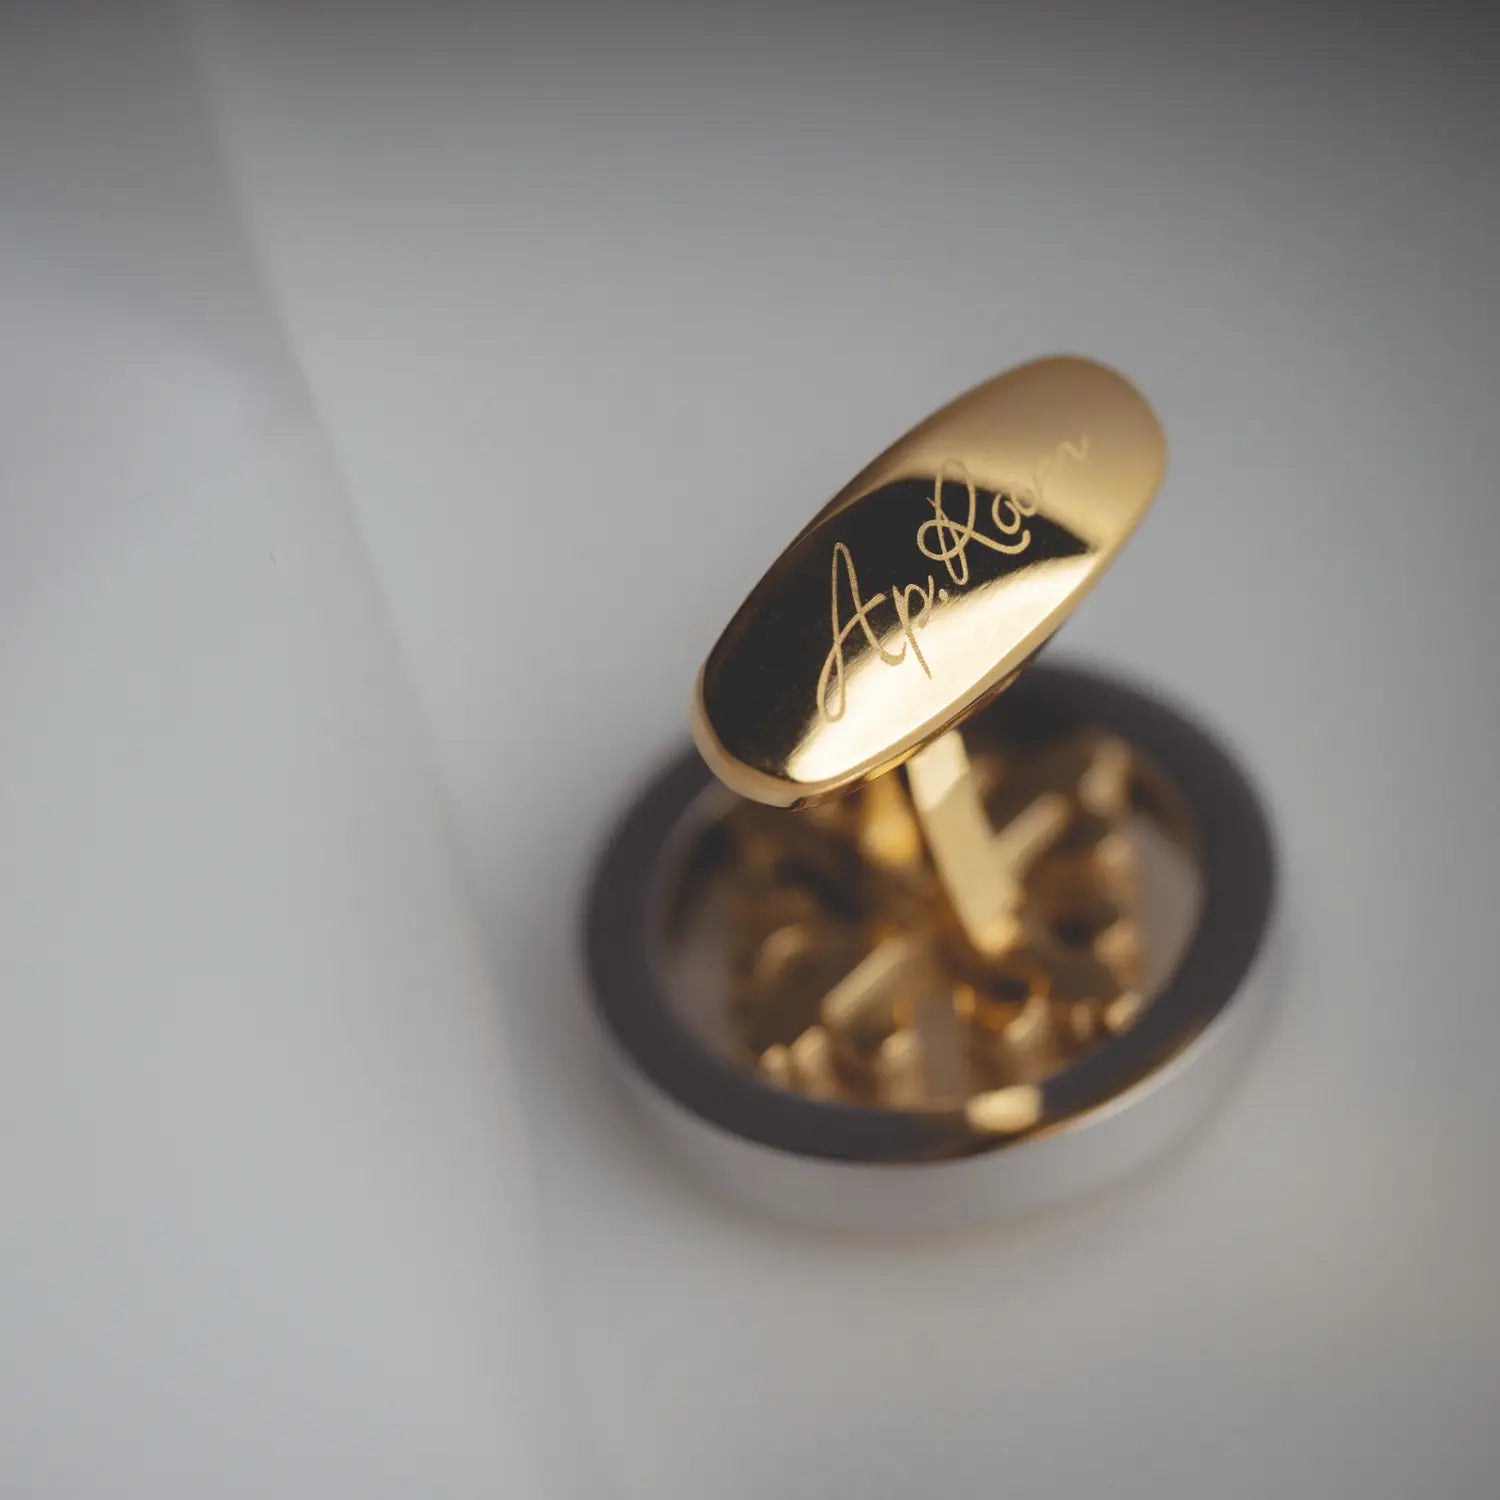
905, 729, 1068, 959
704, 724, 1167, 1122
678, 355, 1184, 1132
692, 355, 1166, 809
587, 348, 1272, 1227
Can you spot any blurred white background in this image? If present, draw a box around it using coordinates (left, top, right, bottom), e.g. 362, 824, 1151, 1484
4, 2, 1498, 1496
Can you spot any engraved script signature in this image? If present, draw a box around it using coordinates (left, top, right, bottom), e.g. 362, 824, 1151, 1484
816, 438, 1090, 724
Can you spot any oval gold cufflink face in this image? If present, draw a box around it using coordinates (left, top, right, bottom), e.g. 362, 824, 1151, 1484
692, 356, 1167, 807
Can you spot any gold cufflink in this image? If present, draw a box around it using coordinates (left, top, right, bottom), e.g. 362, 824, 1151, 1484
585, 356, 1276, 1230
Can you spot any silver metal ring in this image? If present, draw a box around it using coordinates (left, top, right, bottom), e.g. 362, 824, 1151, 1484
584, 662, 1277, 1229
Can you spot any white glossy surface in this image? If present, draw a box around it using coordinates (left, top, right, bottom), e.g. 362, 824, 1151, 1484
1, 9, 555, 1496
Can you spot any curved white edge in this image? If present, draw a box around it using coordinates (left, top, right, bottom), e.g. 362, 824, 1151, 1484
611, 918, 1281, 1233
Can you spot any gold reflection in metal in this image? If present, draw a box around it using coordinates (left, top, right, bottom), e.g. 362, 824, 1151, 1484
717, 727, 1156, 1117
693, 356, 1166, 807
673, 356, 1185, 1129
